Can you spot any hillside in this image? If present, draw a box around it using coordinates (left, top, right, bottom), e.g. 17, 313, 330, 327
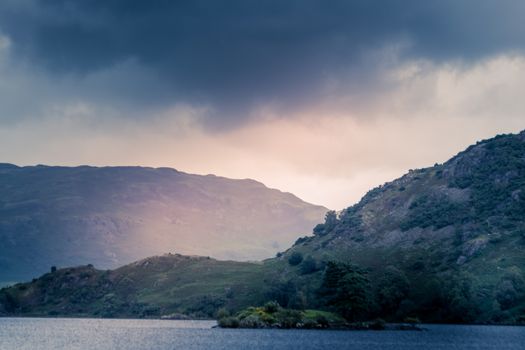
279, 130, 525, 323
2, 130, 525, 324
0, 254, 268, 318
0, 164, 327, 284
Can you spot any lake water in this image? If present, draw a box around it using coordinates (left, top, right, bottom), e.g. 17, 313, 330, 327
0, 318, 524, 350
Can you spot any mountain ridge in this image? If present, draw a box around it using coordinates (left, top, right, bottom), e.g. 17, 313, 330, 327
0, 163, 327, 284
2, 130, 525, 324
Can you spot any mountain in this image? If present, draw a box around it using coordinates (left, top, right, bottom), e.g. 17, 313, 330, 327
0, 164, 327, 284
280, 130, 525, 323
2, 130, 525, 324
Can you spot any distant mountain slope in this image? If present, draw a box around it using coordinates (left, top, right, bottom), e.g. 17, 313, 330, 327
2, 130, 525, 324
0, 164, 327, 283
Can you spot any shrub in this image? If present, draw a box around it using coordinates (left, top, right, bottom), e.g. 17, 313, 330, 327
315, 315, 329, 327
276, 309, 302, 328
369, 318, 386, 330
496, 280, 517, 309
218, 316, 240, 328
400, 194, 466, 231
239, 314, 265, 328
403, 317, 421, 324
288, 252, 303, 266
263, 301, 280, 313
215, 307, 230, 319
294, 236, 310, 246
302, 319, 318, 329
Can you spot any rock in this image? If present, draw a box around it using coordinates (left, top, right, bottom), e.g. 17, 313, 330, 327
456, 255, 467, 265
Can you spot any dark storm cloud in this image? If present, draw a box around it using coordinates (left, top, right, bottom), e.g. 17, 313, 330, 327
1, 0, 524, 126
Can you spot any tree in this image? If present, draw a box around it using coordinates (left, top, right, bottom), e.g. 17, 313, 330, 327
319, 261, 371, 321
0, 291, 19, 313
263, 301, 280, 313
313, 211, 338, 236
266, 280, 297, 308
300, 256, 318, 275
496, 269, 525, 310
324, 211, 338, 232
441, 274, 478, 322
376, 266, 410, 315
313, 223, 326, 235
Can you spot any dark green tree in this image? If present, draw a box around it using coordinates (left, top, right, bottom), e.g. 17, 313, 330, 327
266, 280, 297, 308
319, 261, 371, 321
300, 256, 318, 275
376, 266, 410, 316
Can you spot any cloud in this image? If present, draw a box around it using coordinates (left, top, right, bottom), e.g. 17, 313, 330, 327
1, 1, 525, 208
1, 0, 525, 126
2, 55, 525, 208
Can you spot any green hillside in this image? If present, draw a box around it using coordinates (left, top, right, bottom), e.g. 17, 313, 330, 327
0, 254, 269, 318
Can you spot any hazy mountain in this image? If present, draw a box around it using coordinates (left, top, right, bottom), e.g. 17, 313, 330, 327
2, 130, 525, 324
0, 164, 327, 284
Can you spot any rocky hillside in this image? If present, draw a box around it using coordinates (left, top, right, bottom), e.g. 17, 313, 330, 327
281, 130, 525, 323
2, 130, 524, 324
0, 165, 327, 284
292, 130, 525, 256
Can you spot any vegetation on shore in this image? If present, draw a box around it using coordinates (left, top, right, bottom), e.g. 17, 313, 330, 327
217, 301, 345, 329
216, 301, 422, 330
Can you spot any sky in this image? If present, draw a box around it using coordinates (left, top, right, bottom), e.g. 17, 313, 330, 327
1, 0, 525, 209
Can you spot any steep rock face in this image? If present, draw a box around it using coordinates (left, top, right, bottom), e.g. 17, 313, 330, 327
0, 165, 327, 283
301, 131, 525, 253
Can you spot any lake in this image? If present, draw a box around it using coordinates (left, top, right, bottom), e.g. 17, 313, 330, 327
0, 318, 524, 350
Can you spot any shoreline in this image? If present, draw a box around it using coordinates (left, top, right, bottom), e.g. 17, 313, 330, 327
2, 315, 524, 328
